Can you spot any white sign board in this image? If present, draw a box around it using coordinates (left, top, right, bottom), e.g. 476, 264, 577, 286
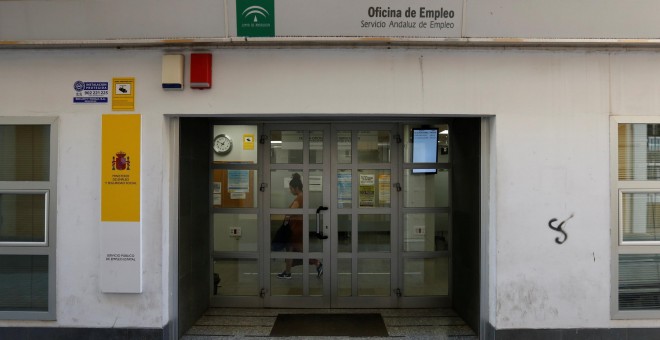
228, 0, 463, 38
100, 222, 142, 293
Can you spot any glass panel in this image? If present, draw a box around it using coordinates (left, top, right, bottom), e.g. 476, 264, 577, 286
212, 125, 258, 164
337, 170, 352, 208
271, 130, 303, 164
270, 214, 303, 253
403, 257, 449, 296
358, 131, 390, 163
213, 259, 258, 296
337, 131, 352, 164
212, 170, 257, 208
213, 214, 257, 252
619, 254, 660, 310
337, 214, 352, 253
404, 213, 450, 251
618, 123, 660, 180
309, 215, 323, 252
358, 170, 391, 208
358, 259, 390, 296
621, 192, 660, 242
270, 170, 304, 209
403, 169, 449, 208
271, 257, 303, 296
0, 255, 48, 311
0, 125, 50, 181
309, 169, 323, 209
0, 193, 46, 243
404, 124, 449, 164
358, 214, 390, 252
338, 258, 352, 297
309, 131, 324, 164
309, 259, 324, 296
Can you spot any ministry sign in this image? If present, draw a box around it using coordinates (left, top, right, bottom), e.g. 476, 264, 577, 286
232, 0, 462, 38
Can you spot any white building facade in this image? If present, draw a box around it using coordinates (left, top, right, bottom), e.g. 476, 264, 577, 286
1, 1, 660, 339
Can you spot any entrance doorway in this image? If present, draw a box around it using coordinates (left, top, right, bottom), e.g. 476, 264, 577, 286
264, 124, 399, 308
177, 117, 483, 336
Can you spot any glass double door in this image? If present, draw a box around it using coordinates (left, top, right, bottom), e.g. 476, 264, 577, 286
264, 123, 398, 308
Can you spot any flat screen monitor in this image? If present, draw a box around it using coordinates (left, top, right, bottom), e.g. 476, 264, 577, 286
412, 128, 438, 174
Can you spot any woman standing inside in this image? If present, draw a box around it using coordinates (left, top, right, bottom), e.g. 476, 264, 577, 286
277, 173, 323, 279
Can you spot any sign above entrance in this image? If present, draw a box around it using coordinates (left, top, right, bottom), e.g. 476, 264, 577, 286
231, 0, 462, 38
236, 0, 275, 37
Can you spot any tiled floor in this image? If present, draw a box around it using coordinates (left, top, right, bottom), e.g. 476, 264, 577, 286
182, 308, 478, 339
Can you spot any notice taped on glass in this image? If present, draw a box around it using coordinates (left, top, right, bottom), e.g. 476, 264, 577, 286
359, 173, 375, 207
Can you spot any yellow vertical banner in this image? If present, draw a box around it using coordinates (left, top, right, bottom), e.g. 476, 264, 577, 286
101, 114, 141, 222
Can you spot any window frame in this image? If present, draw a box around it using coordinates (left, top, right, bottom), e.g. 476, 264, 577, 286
618, 189, 660, 246
611, 116, 660, 319
0, 189, 50, 247
0, 117, 57, 320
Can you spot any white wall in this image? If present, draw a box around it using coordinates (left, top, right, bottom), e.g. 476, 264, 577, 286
0, 47, 658, 330
464, 0, 660, 39
0, 50, 169, 328
0, 0, 227, 40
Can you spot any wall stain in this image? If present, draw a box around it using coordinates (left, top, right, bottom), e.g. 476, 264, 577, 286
498, 278, 559, 324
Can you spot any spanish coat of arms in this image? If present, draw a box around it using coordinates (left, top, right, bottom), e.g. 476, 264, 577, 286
112, 151, 131, 170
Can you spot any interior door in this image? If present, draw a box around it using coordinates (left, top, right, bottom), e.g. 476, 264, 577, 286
263, 123, 398, 308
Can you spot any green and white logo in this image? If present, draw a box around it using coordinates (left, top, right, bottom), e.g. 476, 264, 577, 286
236, 0, 275, 37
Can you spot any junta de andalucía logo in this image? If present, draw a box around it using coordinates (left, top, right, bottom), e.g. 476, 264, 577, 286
236, 0, 274, 37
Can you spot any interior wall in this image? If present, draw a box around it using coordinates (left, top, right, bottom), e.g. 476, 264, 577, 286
451, 118, 482, 333
178, 118, 211, 337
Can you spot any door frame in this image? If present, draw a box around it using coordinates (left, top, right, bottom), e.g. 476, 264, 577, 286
261, 123, 401, 308
172, 116, 490, 338
178, 117, 488, 315
329, 123, 400, 308
262, 124, 332, 308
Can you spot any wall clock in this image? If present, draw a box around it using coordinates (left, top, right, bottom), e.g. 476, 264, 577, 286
213, 134, 232, 155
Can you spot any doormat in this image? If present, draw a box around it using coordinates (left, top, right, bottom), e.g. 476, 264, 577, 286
269, 313, 388, 337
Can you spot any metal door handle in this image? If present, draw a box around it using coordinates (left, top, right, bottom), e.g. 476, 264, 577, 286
315, 206, 329, 239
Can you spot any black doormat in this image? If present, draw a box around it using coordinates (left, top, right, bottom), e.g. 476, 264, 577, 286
270, 313, 389, 337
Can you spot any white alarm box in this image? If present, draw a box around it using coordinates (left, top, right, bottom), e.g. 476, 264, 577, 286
162, 54, 184, 91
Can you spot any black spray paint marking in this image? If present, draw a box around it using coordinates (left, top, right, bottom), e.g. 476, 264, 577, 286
548, 214, 574, 245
